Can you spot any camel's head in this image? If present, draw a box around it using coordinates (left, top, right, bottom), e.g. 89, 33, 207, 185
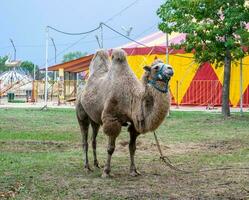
143, 61, 174, 82
111, 49, 127, 63
143, 60, 174, 93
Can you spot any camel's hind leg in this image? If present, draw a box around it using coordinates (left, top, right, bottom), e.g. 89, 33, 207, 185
102, 119, 121, 177
128, 124, 140, 176
76, 103, 91, 171
90, 119, 100, 168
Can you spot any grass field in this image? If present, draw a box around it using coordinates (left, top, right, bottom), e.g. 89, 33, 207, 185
0, 108, 249, 199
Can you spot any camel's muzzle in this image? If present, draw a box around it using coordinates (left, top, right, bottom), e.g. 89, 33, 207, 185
148, 63, 174, 93
156, 64, 174, 82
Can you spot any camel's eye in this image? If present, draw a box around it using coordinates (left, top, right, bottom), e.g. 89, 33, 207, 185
153, 65, 160, 71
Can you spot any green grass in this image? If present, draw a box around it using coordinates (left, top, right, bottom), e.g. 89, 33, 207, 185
0, 108, 249, 199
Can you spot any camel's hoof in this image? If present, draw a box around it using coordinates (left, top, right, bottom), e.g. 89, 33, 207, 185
94, 163, 101, 169
84, 165, 93, 172
130, 170, 141, 177
101, 172, 112, 178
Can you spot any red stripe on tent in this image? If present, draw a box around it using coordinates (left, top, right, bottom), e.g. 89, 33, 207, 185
242, 86, 249, 107
193, 63, 218, 80
181, 63, 223, 106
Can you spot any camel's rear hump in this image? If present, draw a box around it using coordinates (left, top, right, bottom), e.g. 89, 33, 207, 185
89, 50, 110, 77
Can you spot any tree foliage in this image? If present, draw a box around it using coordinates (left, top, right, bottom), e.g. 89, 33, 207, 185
62, 51, 87, 63
20, 60, 37, 75
0, 56, 8, 73
157, 0, 249, 65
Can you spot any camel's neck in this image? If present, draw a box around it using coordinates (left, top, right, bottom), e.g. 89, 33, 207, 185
132, 81, 170, 134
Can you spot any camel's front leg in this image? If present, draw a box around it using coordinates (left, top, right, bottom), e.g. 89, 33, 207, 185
128, 125, 140, 176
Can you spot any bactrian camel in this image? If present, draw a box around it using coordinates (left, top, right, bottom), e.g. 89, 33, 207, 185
76, 49, 174, 177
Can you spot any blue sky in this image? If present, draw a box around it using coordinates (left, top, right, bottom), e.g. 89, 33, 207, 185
0, 0, 164, 67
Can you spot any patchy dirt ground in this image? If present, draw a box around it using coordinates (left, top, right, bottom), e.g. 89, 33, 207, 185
0, 109, 249, 199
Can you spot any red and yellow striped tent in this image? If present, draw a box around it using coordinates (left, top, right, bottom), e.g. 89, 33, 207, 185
119, 31, 249, 107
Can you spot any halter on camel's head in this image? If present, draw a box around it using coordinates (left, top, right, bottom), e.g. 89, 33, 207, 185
143, 60, 174, 93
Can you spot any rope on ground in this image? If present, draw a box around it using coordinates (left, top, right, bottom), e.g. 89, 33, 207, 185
153, 131, 249, 174
153, 132, 191, 174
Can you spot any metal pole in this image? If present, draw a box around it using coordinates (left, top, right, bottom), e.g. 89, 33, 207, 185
166, 33, 169, 64
100, 23, 103, 48
33, 64, 36, 80
44, 26, 49, 108
10, 39, 16, 60
176, 80, 179, 108
240, 21, 243, 114
240, 57, 243, 114
95, 35, 102, 48
50, 37, 57, 80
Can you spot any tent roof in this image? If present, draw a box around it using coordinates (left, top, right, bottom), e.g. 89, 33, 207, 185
120, 31, 186, 48
48, 54, 93, 72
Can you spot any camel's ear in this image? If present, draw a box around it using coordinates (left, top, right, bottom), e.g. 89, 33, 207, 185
143, 66, 151, 72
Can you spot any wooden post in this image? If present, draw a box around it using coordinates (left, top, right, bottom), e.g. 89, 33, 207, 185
58, 68, 64, 105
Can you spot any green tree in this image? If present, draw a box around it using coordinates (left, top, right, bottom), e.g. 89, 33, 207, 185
0, 56, 8, 73
20, 61, 37, 76
62, 51, 87, 63
157, 0, 249, 117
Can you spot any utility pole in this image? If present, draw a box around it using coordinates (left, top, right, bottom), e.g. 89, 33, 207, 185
95, 35, 102, 49
240, 21, 243, 114
33, 64, 36, 80
165, 33, 169, 64
10, 39, 16, 60
100, 23, 103, 48
50, 37, 57, 80
43, 26, 49, 109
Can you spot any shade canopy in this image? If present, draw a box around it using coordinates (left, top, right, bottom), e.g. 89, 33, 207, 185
48, 54, 93, 73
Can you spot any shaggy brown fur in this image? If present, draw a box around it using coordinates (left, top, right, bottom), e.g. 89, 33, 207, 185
76, 49, 173, 177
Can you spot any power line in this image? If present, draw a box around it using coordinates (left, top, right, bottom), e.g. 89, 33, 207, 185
47, 25, 101, 36
105, 0, 140, 23
44, 0, 140, 66
101, 23, 196, 59
101, 22, 149, 48
134, 23, 158, 38
0, 36, 123, 50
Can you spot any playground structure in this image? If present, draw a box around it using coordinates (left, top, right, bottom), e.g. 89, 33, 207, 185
0, 55, 33, 101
